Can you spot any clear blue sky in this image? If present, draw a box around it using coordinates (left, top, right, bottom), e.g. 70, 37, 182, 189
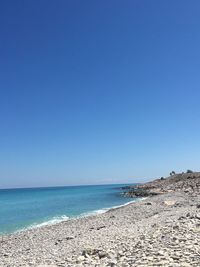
0, 1, 200, 188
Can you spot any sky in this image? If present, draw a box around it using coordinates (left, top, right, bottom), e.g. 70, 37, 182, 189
0, 1, 200, 188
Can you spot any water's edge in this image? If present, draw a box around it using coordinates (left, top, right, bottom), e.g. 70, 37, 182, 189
3, 198, 145, 237
0, 184, 140, 236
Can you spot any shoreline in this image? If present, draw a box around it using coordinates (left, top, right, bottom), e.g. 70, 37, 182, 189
1, 197, 142, 237
1, 174, 200, 266
1, 191, 200, 266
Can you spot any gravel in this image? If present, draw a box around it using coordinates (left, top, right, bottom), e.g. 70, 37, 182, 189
1, 176, 200, 267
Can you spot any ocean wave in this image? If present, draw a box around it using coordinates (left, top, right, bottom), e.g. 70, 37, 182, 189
80, 200, 135, 217
15, 198, 144, 233
16, 215, 70, 233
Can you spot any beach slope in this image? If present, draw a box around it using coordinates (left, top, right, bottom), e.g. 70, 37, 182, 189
1, 173, 200, 266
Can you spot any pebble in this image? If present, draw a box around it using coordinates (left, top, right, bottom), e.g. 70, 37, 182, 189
1, 176, 200, 267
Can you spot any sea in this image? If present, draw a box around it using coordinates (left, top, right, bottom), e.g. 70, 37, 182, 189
0, 184, 135, 235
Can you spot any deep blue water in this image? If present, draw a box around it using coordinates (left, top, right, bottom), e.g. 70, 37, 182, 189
0, 184, 134, 234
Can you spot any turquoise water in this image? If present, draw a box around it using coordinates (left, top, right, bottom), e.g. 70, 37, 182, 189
0, 184, 134, 234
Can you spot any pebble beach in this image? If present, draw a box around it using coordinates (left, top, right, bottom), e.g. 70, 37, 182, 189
1, 174, 200, 267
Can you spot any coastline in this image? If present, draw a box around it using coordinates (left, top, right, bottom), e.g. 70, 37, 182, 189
1, 174, 200, 266
0, 183, 135, 236
6, 198, 140, 236
1, 192, 200, 266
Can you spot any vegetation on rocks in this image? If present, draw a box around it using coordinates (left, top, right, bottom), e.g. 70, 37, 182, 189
122, 172, 200, 198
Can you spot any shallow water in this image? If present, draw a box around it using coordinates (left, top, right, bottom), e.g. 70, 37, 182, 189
0, 184, 135, 234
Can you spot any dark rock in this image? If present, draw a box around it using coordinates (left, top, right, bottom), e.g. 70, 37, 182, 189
121, 188, 160, 198
122, 172, 200, 198
98, 251, 108, 258
82, 248, 103, 256
145, 202, 152, 205
65, 236, 74, 240
97, 225, 106, 230
195, 214, 200, 220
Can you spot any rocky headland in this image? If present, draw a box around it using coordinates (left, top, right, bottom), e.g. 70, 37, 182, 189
122, 172, 200, 198
0, 172, 200, 266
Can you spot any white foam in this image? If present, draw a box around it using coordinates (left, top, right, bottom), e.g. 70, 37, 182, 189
31, 215, 70, 228
15, 198, 144, 233
75, 198, 144, 218
16, 215, 70, 233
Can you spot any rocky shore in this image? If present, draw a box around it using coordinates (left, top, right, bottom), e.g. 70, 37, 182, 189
1, 173, 200, 267
122, 172, 200, 197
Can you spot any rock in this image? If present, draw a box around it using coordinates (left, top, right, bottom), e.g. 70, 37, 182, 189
157, 250, 165, 256
77, 255, 85, 262
195, 214, 200, 220
108, 258, 117, 266
98, 250, 108, 258
122, 188, 160, 198
181, 263, 193, 267
97, 225, 106, 230
157, 260, 170, 266
82, 247, 103, 257
65, 236, 74, 240
164, 200, 176, 206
